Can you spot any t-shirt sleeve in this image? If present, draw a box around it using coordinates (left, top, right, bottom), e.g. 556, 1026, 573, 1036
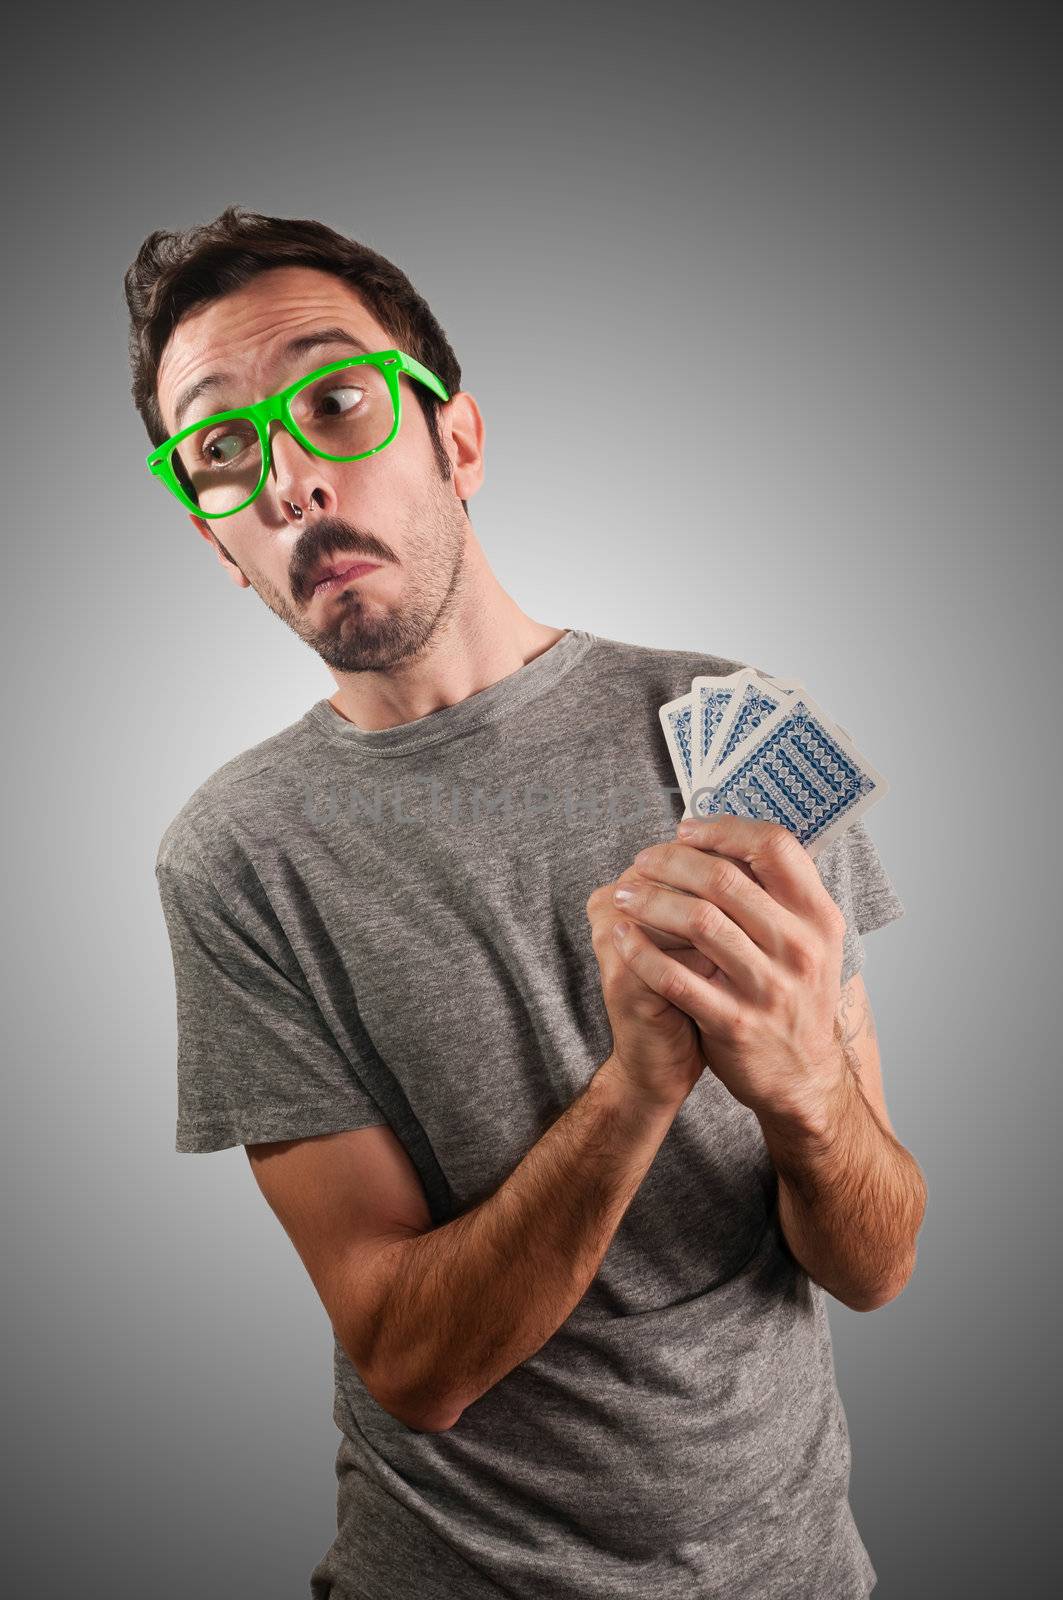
155, 861, 390, 1154
813, 816, 906, 988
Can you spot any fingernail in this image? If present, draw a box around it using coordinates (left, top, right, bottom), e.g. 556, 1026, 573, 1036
613, 921, 630, 940
613, 887, 634, 904
676, 820, 697, 837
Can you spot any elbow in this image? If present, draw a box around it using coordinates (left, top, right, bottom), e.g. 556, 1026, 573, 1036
388, 1397, 463, 1433
415, 1407, 464, 1433
848, 1286, 898, 1313
853, 1178, 927, 1313
849, 1251, 919, 1313
370, 1373, 464, 1433
342, 1321, 462, 1433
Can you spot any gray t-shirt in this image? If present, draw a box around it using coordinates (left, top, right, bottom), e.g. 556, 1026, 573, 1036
155, 627, 905, 1600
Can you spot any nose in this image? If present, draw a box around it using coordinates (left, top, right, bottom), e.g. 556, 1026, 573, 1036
266, 418, 332, 515
265, 415, 311, 472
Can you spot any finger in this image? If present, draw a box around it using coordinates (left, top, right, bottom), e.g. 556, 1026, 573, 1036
670, 943, 721, 982
630, 838, 808, 961
614, 905, 712, 954
613, 918, 739, 1037
642, 923, 700, 952
614, 878, 771, 991
589, 881, 696, 952
673, 815, 832, 925
610, 867, 701, 951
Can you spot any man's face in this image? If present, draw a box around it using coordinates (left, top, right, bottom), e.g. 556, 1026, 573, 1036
155, 264, 481, 673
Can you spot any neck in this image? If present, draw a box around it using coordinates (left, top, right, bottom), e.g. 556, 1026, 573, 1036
326, 533, 567, 732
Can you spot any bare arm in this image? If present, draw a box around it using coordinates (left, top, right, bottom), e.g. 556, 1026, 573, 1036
366, 1054, 683, 1431
758, 1040, 927, 1312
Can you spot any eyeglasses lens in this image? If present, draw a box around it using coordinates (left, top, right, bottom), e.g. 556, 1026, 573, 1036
169, 362, 395, 513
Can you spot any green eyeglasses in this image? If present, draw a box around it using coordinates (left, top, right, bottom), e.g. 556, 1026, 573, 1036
146, 348, 450, 518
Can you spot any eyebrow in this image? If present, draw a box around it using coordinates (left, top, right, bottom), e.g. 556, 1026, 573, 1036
171, 327, 373, 432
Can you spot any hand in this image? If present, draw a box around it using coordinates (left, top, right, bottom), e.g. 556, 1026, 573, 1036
585, 863, 709, 1111
606, 815, 849, 1126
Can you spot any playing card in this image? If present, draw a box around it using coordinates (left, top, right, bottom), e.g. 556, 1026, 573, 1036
657, 688, 698, 809
689, 673, 748, 797
659, 666, 864, 828
687, 686, 888, 860
692, 668, 854, 787
692, 669, 802, 794
662, 669, 785, 819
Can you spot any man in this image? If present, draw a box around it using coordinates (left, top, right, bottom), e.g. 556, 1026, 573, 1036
138, 207, 924, 1599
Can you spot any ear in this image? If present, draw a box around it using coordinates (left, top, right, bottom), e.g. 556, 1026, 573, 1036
440, 391, 485, 504
188, 514, 251, 588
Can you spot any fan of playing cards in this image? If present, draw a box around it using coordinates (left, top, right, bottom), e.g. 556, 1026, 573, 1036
658, 667, 889, 863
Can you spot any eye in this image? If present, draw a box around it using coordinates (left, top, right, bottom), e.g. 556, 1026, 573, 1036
318, 384, 365, 416
201, 431, 248, 465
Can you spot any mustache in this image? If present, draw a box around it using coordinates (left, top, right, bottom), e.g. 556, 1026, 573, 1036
292, 521, 391, 599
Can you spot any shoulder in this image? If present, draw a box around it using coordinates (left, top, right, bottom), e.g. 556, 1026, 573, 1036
582, 632, 759, 705
154, 713, 318, 880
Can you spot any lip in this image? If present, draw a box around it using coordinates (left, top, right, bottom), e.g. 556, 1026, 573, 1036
313, 560, 381, 597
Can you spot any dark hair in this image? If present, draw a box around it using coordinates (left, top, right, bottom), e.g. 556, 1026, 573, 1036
123, 204, 466, 512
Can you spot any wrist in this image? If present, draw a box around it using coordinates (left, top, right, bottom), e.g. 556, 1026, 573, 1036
597, 1053, 690, 1121
756, 1046, 855, 1149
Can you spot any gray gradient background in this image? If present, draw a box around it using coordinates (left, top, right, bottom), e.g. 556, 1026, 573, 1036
4, 2, 1059, 1595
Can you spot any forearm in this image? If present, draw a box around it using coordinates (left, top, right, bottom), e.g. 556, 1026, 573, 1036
758, 1056, 927, 1311
366, 1055, 682, 1430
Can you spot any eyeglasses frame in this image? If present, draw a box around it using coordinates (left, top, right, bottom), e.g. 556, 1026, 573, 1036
145, 348, 451, 518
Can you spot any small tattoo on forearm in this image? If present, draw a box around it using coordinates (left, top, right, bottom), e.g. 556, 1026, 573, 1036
836, 984, 876, 1052
833, 986, 876, 1098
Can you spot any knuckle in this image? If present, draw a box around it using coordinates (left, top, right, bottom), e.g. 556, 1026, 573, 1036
771, 822, 802, 861
658, 962, 690, 1005
789, 939, 820, 982
712, 858, 746, 898
690, 899, 724, 943
728, 1006, 753, 1047
780, 932, 809, 972
625, 983, 658, 1019
587, 886, 616, 921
